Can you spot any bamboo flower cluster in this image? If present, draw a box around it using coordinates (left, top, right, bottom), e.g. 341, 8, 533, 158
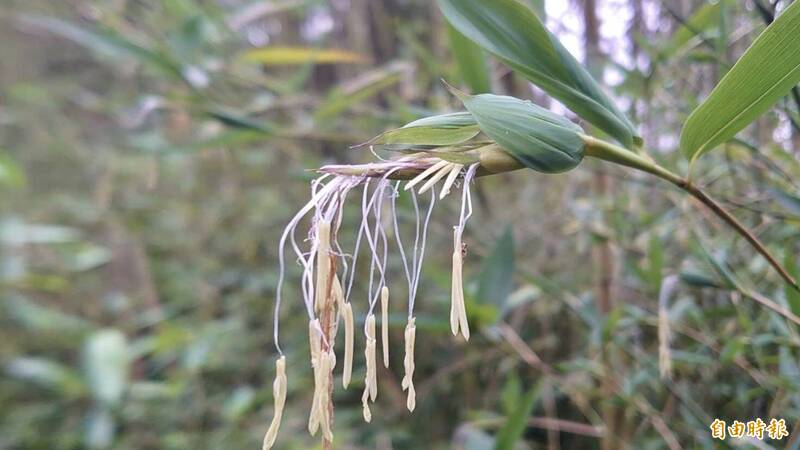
263, 155, 480, 448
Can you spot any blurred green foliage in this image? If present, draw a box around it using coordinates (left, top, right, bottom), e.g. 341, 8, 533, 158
1, 1, 800, 449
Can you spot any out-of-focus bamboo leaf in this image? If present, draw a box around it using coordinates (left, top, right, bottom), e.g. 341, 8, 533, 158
495, 381, 541, 450
647, 234, 664, 290
661, 0, 733, 60
786, 254, 800, 316
0, 153, 26, 188
680, 271, 724, 289
206, 109, 275, 134
454, 91, 585, 173
769, 188, 800, 216
84, 329, 130, 406
457, 425, 496, 450
85, 406, 114, 449
222, 386, 256, 421
680, 0, 800, 162
18, 15, 180, 77
446, 23, 491, 93
314, 63, 406, 121
0, 220, 80, 245
438, 0, 640, 148
239, 47, 369, 65
477, 226, 514, 308
697, 243, 740, 290
6, 357, 86, 397
6, 296, 93, 333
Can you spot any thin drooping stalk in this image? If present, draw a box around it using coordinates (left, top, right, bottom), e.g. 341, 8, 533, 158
582, 135, 799, 291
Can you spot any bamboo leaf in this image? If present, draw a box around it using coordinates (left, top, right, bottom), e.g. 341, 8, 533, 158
446, 23, 491, 93
364, 112, 480, 147
495, 381, 541, 450
680, 0, 800, 162
477, 226, 515, 308
239, 47, 369, 65
314, 63, 406, 121
454, 91, 586, 173
660, 0, 733, 60
438, 0, 640, 148
18, 15, 180, 78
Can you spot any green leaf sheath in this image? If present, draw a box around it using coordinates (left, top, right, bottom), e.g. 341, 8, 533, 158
438, 0, 640, 149
457, 93, 585, 173
681, 0, 800, 162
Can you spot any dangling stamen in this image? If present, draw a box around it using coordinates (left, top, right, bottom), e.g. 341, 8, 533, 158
450, 164, 479, 340
404, 159, 449, 191
342, 301, 354, 388
381, 286, 390, 368
262, 356, 287, 449
451, 228, 466, 339
440, 163, 464, 199
362, 313, 377, 422
314, 220, 332, 314
330, 274, 344, 339
308, 320, 322, 435
275, 177, 340, 354
361, 388, 372, 423
317, 350, 334, 441
418, 162, 455, 195
401, 317, 417, 412
367, 314, 378, 401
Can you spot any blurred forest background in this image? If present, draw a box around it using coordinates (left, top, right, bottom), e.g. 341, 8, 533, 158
2, 0, 800, 449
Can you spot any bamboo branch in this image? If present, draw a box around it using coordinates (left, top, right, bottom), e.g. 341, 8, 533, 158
582, 135, 799, 291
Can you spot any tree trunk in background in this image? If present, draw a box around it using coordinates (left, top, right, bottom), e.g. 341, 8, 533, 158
581, 1, 622, 448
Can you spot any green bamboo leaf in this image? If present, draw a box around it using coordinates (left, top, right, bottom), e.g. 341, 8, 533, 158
454, 92, 585, 173
786, 254, 800, 316
680, 0, 800, 162
495, 381, 542, 450
314, 63, 406, 121
660, 0, 733, 60
18, 15, 180, 78
365, 112, 480, 147
446, 23, 491, 93
477, 226, 515, 308
239, 47, 369, 65
438, 0, 640, 148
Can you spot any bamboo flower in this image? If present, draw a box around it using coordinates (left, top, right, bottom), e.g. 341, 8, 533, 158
401, 317, 417, 412
381, 286, 390, 368
451, 229, 469, 340
362, 313, 378, 422
262, 356, 287, 450
342, 302, 354, 388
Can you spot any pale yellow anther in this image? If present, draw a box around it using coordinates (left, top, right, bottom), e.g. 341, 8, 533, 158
381, 286, 390, 368
417, 162, 455, 195
440, 163, 464, 199
658, 305, 671, 379
332, 274, 345, 310
364, 314, 378, 403
308, 319, 321, 362
262, 356, 287, 449
317, 350, 334, 441
451, 229, 470, 340
314, 221, 332, 314
342, 302, 354, 388
362, 389, 372, 423
307, 320, 322, 436
401, 317, 417, 412
405, 160, 450, 191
